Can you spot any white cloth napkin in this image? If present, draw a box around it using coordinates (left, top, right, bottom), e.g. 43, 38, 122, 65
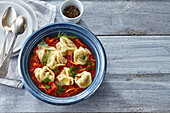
0, 0, 56, 89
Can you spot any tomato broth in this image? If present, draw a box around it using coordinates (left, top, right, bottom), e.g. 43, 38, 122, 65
29, 34, 96, 97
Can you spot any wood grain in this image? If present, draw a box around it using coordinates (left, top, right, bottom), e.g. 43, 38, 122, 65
1, 0, 170, 112
0, 36, 170, 112
100, 36, 170, 74
47, 0, 170, 35
0, 84, 169, 112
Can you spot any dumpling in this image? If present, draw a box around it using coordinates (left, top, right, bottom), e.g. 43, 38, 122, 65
75, 71, 92, 88
47, 51, 67, 69
56, 41, 67, 53
56, 67, 74, 86
56, 37, 77, 56
60, 67, 70, 76
74, 46, 91, 65
34, 68, 42, 82
36, 49, 45, 61
60, 36, 77, 50
56, 74, 74, 86
36, 45, 57, 62
34, 66, 55, 83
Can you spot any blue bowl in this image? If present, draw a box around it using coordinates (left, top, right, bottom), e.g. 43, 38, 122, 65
18, 22, 107, 105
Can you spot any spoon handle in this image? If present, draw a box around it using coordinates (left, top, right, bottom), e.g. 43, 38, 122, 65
0, 34, 17, 78
6, 34, 17, 58
0, 31, 9, 63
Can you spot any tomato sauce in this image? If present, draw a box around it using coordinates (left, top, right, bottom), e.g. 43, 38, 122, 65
29, 36, 96, 97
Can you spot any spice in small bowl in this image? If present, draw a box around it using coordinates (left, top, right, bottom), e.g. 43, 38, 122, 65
63, 5, 80, 18
60, 0, 84, 23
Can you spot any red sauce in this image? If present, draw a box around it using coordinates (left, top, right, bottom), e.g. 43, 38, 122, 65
29, 36, 96, 97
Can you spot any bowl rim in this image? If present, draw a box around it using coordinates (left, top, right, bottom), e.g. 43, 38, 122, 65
60, 0, 84, 20
18, 22, 107, 105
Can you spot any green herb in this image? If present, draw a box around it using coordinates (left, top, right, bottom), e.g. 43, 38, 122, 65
71, 72, 77, 78
67, 35, 77, 39
53, 67, 60, 73
57, 31, 62, 37
69, 66, 77, 78
85, 59, 94, 70
41, 51, 51, 66
79, 56, 90, 64
85, 57, 89, 64
85, 66, 94, 70
44, 77, 51, 83
45, 84, 51, 89
56, 86, 64, 95
90, 60, 93, 66
40, 59, 44, 66
73, 66, 79, 71
56, 31, 77, 39
39, 40, 48, 46
69, 66, 73, 71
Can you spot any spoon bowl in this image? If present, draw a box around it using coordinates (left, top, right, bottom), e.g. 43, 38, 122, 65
11, 15, 27, 35
0, 16, 27, 78
2, 7, 17, 31
0, 7, 17, 63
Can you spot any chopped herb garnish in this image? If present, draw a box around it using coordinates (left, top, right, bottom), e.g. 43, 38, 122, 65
71, 72, 77, 78
53, 67, 60, 73
85, 66, 94, 70
41, 51, 51, 66
39, 40, 48, 46
69, 66, 77, 78
40, 59, 43, 66
90, 60, 93, 66
44, 77, 51, 83
67, 35, 77, 39
79, 56, 90, 64
85, 59, 94, 70
73, 66, 79, 71
56, 86, 64, 95
85, 57, 89, 64
56, 31, 77, 39
57, 31, 62, 38
45, 84, 51, 89
69, 66, 73, 71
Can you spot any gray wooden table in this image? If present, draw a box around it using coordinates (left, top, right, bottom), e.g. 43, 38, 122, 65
0, 0, 170, 112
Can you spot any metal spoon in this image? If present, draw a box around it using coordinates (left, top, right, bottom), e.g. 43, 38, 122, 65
0, 7, 17, 63
0, 16, 27, 78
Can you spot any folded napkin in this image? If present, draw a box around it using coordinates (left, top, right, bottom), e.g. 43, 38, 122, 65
0, 0, 56, 89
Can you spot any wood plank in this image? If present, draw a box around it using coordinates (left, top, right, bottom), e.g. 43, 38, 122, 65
5, 36, 170, 80
99, 36, 170, 74
104, 73, 170, 90
2, 36, 170, 88
0, 35, 170, 111
0, 84, 169, 112
46, 0, 170, 35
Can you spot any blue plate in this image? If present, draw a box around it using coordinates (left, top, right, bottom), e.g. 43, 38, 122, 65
18, 22, 107, 105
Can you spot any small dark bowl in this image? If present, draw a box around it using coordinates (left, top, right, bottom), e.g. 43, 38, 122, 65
18, 22, 107, 105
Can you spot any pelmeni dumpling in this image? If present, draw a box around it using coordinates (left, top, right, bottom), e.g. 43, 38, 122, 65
74, 46, 91, 65
56, 41, 67, 53
75, 71, 92, 88
60, 67, 70, 76
34, 66, 55, 83
47, 51, 67, 69
36, 45, 57, 61
60, 36, 77, 50
56, 67, 74, 86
